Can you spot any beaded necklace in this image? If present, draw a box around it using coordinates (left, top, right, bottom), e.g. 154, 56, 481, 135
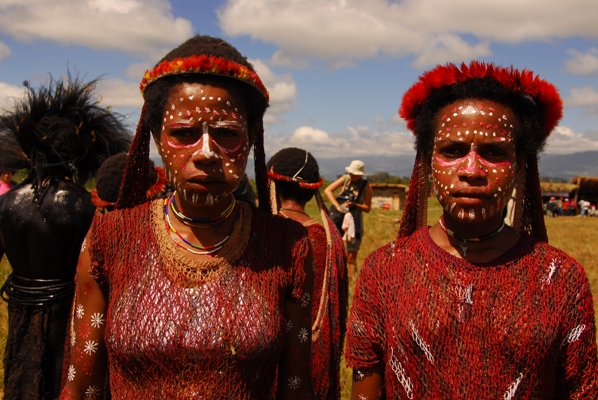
438, 217, 505, 257
163, 198, 232, 255
168, 193, 236, 228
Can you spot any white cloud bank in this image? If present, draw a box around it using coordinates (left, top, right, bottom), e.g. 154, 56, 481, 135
0, 82, 26, 110
0, 0, 193, 59
545, 126, 598, 154
218, 0, 598, 69
264, 124, 416, 160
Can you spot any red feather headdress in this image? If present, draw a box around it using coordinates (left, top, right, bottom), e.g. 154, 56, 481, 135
399, 61, 563, 138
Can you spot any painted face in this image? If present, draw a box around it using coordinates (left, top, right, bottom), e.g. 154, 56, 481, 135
154, 82, 250, 206
431, 99, 519, 222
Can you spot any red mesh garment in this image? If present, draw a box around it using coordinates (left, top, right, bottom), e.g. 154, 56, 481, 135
346, 227, 598, 399
61, 200, 315, 399
305, 222, 348, 400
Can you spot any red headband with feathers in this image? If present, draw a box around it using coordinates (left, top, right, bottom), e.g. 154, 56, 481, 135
140, 54, 269, 102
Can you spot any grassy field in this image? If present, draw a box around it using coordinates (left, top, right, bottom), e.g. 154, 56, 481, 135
1, 198, 597, 398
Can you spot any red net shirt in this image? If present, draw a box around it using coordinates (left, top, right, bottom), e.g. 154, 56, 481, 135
346, 227, 597, 399
61, 200, 315, 399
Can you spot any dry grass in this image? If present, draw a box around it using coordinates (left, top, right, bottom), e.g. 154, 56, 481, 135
1, 199, 596, 399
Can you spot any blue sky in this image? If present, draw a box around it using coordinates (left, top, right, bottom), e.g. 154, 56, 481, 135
1, 0, 598, 163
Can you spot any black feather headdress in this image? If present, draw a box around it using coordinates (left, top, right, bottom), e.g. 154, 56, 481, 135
0, 74, 132, 191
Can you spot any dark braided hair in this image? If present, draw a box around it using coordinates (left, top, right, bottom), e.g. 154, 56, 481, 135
267, 147, 320, 205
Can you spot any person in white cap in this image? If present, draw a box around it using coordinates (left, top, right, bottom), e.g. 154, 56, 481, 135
324, 160, 372, 279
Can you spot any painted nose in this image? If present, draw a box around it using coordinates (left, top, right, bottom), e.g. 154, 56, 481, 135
192, 122, 219, 164
458, 150, 487, 181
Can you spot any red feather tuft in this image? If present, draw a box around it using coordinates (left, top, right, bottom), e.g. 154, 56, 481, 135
399, 61, 563, 139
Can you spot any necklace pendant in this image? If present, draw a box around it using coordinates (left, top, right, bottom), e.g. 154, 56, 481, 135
459, 241, 468, 257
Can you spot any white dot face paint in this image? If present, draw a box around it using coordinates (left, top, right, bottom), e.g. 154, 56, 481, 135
431, 99, 518, 223
155, 82, 250, 206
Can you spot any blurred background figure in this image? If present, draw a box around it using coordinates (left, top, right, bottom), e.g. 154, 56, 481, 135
0, 75, 131, 399
0, 169, 16, 196
268, 147, 348, 400
232, 173, 256, 206
92, 152, 166, 214
324, 160, 372, 279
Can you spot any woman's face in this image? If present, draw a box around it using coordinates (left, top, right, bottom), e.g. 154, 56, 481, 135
431, 99, 519, 223
349, 173, 362, 182
154, 82, 250, 206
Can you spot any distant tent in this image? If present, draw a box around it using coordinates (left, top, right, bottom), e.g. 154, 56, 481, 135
371, 183, 407, 211
540, 181, 578, 199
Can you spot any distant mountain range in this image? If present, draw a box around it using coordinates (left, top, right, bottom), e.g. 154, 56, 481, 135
152, 150, 598, 182
318, 150, 598, 182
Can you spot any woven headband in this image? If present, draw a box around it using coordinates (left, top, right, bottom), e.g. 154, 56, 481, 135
140, 54, 269, 102
267, 170, 324, 190
399, 61, 563, 138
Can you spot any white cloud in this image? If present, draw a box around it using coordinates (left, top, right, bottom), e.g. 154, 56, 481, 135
95, 78, 143, 108
0, 81, 26, 110
264, 125, 415, 160
0, 41, 11, 61
218, 0, 598, 68
545, 125, 598, 154
412, 34, 492, 69
251, 59, 298, 123
564, 86, 598, 111
565, 48, 598, 76
124, 63, 151, 80
289, 126, 344, 146
0, 0, 193, 59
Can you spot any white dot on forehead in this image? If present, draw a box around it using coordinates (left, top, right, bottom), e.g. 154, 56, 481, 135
461, 105, 477, 115
227, 101, 231, 106
171, 104, 175, 110
179, 98, 183, 102
217, 97, 221, 101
